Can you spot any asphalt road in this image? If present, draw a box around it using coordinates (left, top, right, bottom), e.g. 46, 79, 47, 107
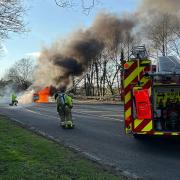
0, 103, 180, 180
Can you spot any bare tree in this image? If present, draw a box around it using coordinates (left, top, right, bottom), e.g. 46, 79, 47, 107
169, 16, 180, 58
6, 58, 34, 91
54, 0, 72, 8
81, 30, 135, 97
0, 0, 26, 40
55, 0, 97, 14
145, 14, 180, 57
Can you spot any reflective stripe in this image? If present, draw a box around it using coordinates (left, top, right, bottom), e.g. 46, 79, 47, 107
134, 119, 142, 129
125, 92, 131, 104
125, 107, 131, 119
124, 60, 151, 134
172, 133, 178, 136
154, 132, 164, 135
133, 119, 151, 132
140, 76, 149, 85
124, 67, 144, 88
141, 120, 153, 131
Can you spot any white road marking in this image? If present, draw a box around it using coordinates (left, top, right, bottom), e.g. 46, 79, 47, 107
74, 108, 124, 113
8, 111, 139, 180
74, 110, 110, 113
74, 111, 124, 122
8, 106, 124, 122
26, 107, 56, 114
28, 108, 123, 122
25, 108, 59, 120
101, 114, 123, 117
35, 106, 124, 113
25, 108, 80, 121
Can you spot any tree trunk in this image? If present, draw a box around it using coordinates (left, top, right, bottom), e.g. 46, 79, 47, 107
94, 61, 100, 96
102, 61, 107, 96
120, 50, 125, 101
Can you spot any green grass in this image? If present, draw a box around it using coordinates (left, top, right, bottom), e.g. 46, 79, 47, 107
0, 116, 122, 180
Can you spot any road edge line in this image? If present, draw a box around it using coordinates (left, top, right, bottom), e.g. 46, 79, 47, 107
4, 115, 142, 180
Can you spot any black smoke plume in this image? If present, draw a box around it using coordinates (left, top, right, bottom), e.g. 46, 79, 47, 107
34, 12, 134, 88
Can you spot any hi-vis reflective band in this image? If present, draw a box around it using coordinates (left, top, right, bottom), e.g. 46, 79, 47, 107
133, 119, 153, 132
124, 60, 151, 133
135, 132, 180, 136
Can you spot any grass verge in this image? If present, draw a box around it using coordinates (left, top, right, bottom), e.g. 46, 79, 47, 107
0, 116, 122, 180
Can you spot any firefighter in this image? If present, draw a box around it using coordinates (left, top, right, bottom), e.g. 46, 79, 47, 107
55, 89, 74, 128
11, 93, 18, 106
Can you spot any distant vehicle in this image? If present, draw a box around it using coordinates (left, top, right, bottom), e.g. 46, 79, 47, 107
33, 93, 39, 102
33, 87, 55, 103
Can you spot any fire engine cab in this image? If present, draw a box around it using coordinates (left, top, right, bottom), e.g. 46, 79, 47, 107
123, 46, 180, 137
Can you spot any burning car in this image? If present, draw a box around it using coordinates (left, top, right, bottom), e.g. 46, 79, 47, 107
33, 87, 55, 103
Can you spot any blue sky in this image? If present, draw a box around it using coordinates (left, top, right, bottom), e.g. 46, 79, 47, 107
0, 0, 139, 78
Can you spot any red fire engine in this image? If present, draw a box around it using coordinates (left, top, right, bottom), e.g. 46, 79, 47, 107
123, 46, 180, 137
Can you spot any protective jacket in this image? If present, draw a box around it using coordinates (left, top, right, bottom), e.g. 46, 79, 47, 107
57, 93, 73, 109
12, 94, 17, 101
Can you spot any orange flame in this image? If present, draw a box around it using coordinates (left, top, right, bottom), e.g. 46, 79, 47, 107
34, 87, 51, 103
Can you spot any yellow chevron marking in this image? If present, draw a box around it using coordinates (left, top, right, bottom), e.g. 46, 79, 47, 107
126, 61, 134, 67
141, 60, 151, 65
124, 67, 144, 88
126, 125, 132, 134
124, 59, 151, 134
172, 133, 178, 136
124, 61, 135, 71
140, 76, 149, 85
125, 92, 131, 104
139, 77, 152, 96
134, 119, 142, 129
125, 107, 131, 119
141, 120, 153, 131
154, 132, 164, 135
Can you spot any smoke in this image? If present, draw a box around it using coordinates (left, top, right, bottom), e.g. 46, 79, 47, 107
136, 0, 180, 22
33, 12, 134, 89
91, 12, 135, 49
0, 83, 34, 105
0, 84, 14, 104
20, 1, 180, 104
134, 0, 180, 48
140, 0, 180, 15
33, 1, 179, 90
18, 89, 35, 104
